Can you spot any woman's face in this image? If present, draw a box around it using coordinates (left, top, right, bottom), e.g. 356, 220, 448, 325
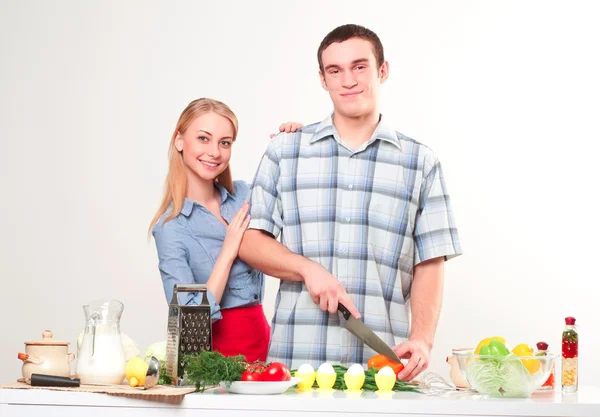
175, 112, 234, 182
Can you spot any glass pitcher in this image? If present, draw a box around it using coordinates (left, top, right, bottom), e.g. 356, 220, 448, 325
75, 300, 126, 384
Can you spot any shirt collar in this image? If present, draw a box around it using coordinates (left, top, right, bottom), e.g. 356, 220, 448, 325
181, 199, 194, 217
180, 183, 233, 217
309, 113, 402, 151
216, 182, 233, 204
310, 114, 338, 144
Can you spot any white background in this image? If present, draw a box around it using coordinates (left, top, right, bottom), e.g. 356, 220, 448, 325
1, 0, 598, 387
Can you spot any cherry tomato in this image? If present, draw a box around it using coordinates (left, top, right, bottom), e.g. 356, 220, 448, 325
260, 362, 291, 382
241, 370, 261, 381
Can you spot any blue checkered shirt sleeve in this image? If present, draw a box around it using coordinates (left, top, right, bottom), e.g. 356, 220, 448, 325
248, 138, 284, 238
414, 157, 462, 264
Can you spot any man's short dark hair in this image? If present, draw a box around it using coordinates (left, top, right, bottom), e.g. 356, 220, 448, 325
317, 24, 385, 73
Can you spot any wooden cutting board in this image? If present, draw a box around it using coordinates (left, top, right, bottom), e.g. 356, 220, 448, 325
0, 381, 197, 403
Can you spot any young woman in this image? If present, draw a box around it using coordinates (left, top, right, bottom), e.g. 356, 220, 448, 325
150, 98, 301, 362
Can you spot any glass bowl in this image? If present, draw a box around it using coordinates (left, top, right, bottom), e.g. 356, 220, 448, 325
453, 351, 556, 397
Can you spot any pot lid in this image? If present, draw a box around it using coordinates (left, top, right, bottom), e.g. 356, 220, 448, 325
25, 330, 69, 346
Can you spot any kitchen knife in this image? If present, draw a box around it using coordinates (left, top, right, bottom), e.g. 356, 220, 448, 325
338, 303, 402, 363
18, 374, 129, 389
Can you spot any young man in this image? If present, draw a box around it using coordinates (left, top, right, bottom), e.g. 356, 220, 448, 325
239, 24, 462, 381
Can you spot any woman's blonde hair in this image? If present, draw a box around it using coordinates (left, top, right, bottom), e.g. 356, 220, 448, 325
149, 98, 239, 232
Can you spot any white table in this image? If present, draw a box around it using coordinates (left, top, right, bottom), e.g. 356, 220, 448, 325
1, 386, 599, 417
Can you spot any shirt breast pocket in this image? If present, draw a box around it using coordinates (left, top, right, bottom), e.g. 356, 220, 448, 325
368, 180, 413, 232
367, 181, 415, 265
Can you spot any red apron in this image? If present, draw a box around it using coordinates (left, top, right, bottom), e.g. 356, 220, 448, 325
211, 304, 270, 363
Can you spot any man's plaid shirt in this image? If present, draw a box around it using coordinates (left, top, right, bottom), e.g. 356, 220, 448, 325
248, 114, 462, 369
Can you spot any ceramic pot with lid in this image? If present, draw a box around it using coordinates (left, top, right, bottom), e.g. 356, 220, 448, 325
18, 330, 75, 379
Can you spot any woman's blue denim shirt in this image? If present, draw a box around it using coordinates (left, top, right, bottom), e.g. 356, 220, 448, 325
152, 181, 264, 321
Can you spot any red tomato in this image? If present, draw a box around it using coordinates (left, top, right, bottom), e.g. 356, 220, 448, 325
241, 370, 261, 381
259, 362, 291, 382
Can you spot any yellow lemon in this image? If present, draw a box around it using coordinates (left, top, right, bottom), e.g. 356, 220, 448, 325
125, 357, 148, 387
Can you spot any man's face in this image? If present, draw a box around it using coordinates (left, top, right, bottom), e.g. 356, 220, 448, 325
319, 37, 388, 119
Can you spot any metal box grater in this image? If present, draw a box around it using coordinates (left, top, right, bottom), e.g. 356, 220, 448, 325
165, 284, 212, 385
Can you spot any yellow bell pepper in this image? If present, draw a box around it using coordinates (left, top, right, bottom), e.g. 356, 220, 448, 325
474, 336, 506, 354
512, 344, 541, 375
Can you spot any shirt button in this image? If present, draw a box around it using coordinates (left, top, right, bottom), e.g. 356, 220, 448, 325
341, 248, 348, 253
254, 295, 259, 300
348, 184, 353, 189
345, 217, 350, 222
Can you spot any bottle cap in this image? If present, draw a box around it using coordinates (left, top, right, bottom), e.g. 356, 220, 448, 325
565, 316, 576, 326
536, 341, 548, 351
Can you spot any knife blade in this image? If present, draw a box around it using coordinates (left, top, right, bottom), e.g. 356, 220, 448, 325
338, 303, 402, 363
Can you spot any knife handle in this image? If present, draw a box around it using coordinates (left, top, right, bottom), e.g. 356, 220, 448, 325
30, 374, 81, 387
337, 302, 351, 320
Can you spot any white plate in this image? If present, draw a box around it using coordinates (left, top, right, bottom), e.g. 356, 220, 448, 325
219, 377, 301, 395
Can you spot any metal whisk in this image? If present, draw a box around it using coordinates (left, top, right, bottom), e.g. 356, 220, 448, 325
418, 372, 463, 395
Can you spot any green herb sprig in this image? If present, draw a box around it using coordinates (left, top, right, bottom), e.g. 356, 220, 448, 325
181, 350, 247, 392
158, 361, 173, 385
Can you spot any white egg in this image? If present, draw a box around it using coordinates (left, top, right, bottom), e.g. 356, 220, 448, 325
297, 363, 315, 374
317, 363, 335, 374
378, 366, 396, 376
347, 363, 365, 375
